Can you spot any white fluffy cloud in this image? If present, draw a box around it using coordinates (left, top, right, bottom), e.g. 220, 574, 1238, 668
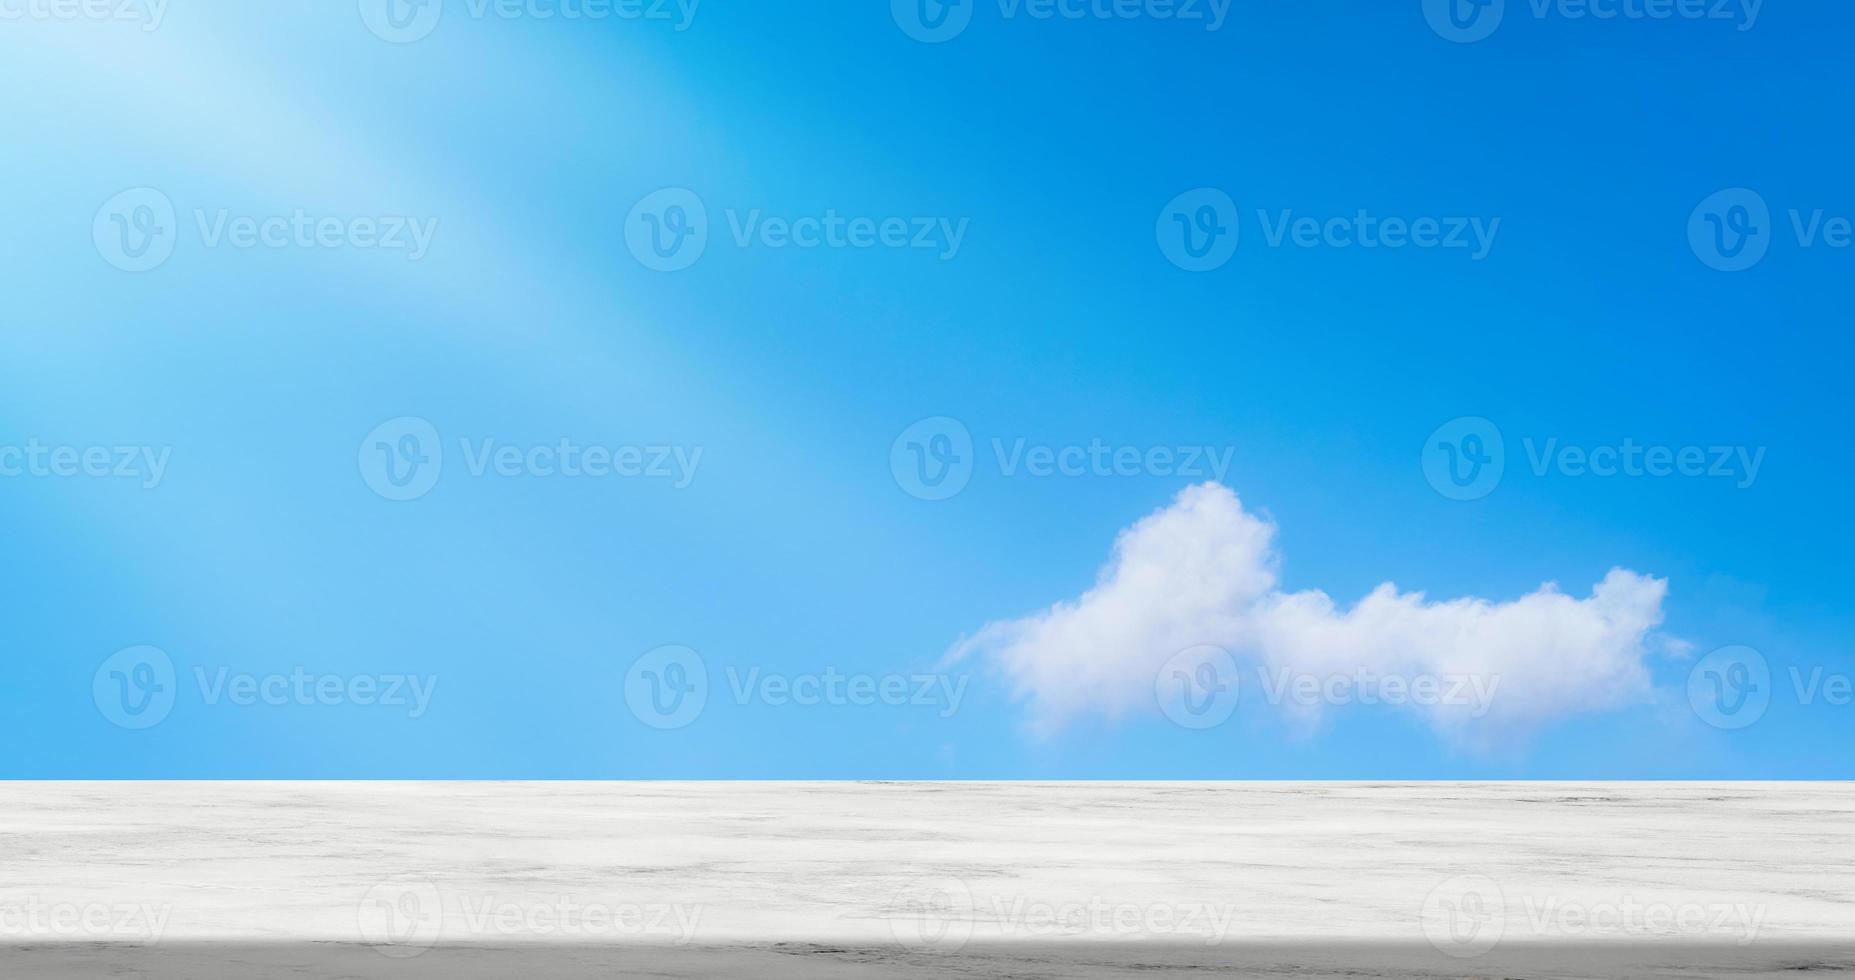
946, 483, 1669, 745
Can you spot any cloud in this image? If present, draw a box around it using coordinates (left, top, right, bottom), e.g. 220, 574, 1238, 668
945, 483, 1669, 745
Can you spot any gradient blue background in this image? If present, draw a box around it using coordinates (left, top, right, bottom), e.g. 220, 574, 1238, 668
2, 0, 1849, 777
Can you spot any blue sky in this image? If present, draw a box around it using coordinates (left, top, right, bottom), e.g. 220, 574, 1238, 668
2, 0, 1850, 778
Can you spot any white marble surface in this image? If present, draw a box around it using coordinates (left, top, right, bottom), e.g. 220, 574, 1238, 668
2, 782, 1851, 976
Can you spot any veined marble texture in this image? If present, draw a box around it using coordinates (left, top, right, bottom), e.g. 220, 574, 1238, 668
2, 782, 1851, 977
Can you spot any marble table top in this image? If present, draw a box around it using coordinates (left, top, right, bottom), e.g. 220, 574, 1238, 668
3, 782, 1851, 977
